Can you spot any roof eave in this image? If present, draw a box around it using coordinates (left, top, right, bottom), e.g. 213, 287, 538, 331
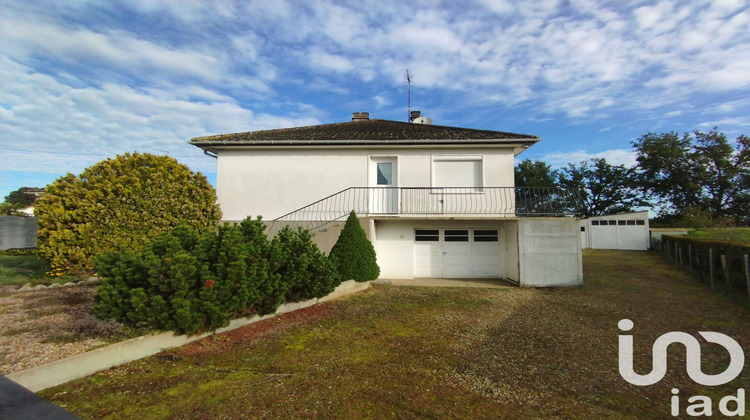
189, 137, 540, 149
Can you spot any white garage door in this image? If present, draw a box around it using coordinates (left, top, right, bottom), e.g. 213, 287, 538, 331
414, 229, 501, 278
590, 219, 648, 250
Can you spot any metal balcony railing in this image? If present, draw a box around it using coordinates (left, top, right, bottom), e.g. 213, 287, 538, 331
265, 187, 582, 237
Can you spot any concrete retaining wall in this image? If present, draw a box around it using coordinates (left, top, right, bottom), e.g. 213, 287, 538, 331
6, 280, 371, 392
0, 216, 38, 250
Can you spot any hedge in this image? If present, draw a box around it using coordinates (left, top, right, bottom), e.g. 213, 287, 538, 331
94, 218, 340, 334
659, 234, 750, 295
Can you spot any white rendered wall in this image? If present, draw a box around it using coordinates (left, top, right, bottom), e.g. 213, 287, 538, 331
517, 218, 583, 287
504, 221, 520, 283
215, 147, 516, 221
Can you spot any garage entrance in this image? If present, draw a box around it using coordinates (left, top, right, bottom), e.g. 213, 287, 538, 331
413, 229, 502, 278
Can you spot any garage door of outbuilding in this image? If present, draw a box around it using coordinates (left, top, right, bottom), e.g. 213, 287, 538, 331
589, 219, 648, 250
413, 229, 501, 278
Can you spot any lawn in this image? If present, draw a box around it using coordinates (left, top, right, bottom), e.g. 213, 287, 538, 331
0, 253, 79, 287
687, 227, 750, 243
41, 250, 750, 419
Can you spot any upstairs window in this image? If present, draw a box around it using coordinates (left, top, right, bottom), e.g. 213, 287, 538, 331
433, 156, 483, 189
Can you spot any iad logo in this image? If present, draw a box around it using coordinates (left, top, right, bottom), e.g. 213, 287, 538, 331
617, 319, 746, 417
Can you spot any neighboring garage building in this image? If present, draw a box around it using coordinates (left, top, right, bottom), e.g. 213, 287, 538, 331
580, 211, 650, 251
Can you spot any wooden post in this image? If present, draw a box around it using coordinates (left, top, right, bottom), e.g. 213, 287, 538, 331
745, 254, 750, 301
678, 247, 684, 270
709, 248, 715, 290
720, 255, 731, 291
688, 245, 693, 276
696, 252, 703, 282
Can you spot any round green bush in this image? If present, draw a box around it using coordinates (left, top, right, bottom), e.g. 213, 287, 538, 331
35, 152, 221, 274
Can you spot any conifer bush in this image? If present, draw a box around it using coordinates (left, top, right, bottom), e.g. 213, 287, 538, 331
275, 226, 341, 301
328, 211, 380, 282
36, 153, 221, 274
94, 217, 340, 334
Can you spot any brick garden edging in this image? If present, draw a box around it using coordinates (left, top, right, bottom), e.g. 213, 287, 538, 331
6, 280, 371, 392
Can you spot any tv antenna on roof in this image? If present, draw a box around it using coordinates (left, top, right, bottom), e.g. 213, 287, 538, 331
405, 69, 412, 122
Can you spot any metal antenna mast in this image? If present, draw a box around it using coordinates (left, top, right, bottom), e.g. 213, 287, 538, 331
405, 69, 412, 122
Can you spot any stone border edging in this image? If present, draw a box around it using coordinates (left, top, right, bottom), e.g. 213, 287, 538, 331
6, 280, 371, 392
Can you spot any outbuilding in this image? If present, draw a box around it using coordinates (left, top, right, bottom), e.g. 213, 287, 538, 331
580, 211, 650, 251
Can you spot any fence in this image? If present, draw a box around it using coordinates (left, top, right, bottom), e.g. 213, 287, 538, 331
653, 235, 750, 302
0, 216, 38, 250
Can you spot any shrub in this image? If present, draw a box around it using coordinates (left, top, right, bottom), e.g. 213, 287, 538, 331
275, 226, 340, 302
328, 211, 380, 282
94, 217, 339, 334
36, 153, 221, 274
94, 224, 211, 332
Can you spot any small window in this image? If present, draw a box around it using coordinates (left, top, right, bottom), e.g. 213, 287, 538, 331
636, 220, 645, 225
618, 220, 626, 226
608, 220, 617, 226
580, 226, 586, 232
626, 220, 636, 225
444, 229, 469, 242
415, 229, 439, 242
591, 220, 600, 226
376, 162, 393, 186
474, 229, 499, 242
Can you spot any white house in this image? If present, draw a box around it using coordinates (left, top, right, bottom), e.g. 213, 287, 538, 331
191, 112, 583, 287
580, 211, 650, 251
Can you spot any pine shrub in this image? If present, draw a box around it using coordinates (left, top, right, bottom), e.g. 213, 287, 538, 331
328, 211, 380, 282
94, 217, 340, 334
275, 226, 341, 301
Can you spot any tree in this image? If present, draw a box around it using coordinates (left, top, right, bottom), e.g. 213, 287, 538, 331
514, 159, 558, 187
632, 129, 748, 224
36, 153, 221, 273
557, 158, 646, 218
4, 187, 41, 207
328, 211, 380, 281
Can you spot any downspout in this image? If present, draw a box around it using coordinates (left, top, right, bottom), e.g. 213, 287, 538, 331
203, 149, 218, 159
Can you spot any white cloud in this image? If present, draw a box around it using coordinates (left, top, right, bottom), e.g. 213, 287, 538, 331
540, 149, 638, 168
0, 58, 319, 176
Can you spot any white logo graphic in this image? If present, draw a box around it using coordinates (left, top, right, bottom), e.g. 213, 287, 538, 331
618, 319, 744, 386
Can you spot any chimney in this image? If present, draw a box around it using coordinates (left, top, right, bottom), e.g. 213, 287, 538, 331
352, 112, 369, 121
410, 110, 421, 121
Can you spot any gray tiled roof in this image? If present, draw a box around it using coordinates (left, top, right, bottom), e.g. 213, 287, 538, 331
190, 119, 539, 147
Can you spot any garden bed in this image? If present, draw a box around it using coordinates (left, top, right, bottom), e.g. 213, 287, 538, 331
0, 285, 138, 374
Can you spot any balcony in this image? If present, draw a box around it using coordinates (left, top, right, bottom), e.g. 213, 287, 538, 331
266, 187, 582, 236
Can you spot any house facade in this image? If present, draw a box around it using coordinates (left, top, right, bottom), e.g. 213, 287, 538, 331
191, 112, 583, 287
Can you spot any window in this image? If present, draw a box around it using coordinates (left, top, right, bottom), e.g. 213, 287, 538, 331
618, 220, 626, 225
474, 229, 499, 242
608, 220, 617, 226
376, 162, 393, 186
580, 226, 586, 232
415, 229, 439, 241
444, 229, 469, 242
591, 220, 600, 226
433, 156, 482, 188
636, 220, 645, 225
626, 220, 636, 225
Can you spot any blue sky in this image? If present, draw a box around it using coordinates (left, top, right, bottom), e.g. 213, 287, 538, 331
1, 0, 749, 200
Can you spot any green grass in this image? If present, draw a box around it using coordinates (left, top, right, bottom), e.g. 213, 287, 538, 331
42, 250, 750, 419
687, 227, 750, 243
0, 254, 78, 286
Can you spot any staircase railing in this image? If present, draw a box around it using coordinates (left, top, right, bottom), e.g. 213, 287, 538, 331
265, 187, 582, 237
